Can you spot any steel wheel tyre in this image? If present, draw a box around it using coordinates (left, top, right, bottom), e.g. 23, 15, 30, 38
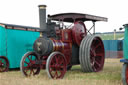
122, 63, 128, 85
46, 52, 67, 79
79, 35, 105, 72
0, 56, 9, 72
20, 52, 40, 77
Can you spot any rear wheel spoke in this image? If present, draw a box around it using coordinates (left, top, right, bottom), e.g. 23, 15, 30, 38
95, 61, 100, 67
94, 43, 101, 50
96, 53, 103, 57
92, 65, 96, 71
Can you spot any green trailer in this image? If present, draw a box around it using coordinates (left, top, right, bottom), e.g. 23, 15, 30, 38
120, 24, 128, 85
0, 23, 39, 72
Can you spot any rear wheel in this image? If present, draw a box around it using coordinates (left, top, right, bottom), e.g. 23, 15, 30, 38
79, 35, 105, 72
20, 52, 40, 77
0, 56, 9, 72
122, 63, 128, 85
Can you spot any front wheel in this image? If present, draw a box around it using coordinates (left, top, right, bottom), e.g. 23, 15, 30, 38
122, 63, 128, 85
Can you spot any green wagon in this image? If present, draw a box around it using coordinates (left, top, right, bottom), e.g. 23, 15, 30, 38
120, 24, 128, 85
0, 23, 39, 72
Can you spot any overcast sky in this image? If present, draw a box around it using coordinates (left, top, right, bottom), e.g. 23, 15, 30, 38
0, 0, 128, 32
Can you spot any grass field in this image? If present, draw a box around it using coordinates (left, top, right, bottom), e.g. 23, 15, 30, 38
0, 59, 123, 85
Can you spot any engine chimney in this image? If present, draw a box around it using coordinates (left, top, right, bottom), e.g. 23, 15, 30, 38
38, 5, 47, 32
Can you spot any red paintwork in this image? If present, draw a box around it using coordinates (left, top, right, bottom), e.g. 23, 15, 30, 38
40, 35, 72, 70
49, 21, 86, 66
61, 29, 72, 43
72, 21, 87, 46
51, 39, 72, 65
38, 21, 86, 71
51, 28, 73, 66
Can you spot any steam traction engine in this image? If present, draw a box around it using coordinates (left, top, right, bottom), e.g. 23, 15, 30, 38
20, 5, 107, 79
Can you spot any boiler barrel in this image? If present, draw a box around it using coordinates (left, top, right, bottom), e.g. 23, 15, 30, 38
33, 37, 80, 65
33, 37, 71, 56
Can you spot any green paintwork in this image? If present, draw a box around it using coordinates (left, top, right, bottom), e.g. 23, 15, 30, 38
124, 25, 128, 59
0, 26, 39, 68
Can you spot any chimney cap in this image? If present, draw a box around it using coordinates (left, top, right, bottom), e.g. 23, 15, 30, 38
38, 5, 47, 9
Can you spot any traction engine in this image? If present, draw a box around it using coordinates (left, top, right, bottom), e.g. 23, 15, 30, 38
20, 5, 107, 79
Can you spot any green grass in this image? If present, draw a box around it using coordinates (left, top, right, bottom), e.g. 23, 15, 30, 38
0, 59, 123, 85
65, 59, 122, 81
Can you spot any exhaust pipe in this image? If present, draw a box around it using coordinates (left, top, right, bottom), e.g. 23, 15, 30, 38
38, 5, 47, 32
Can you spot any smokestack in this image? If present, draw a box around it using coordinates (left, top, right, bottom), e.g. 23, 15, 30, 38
38, 5, 47, 32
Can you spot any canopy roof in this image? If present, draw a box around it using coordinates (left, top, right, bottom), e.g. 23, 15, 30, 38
48, 13, 108, 22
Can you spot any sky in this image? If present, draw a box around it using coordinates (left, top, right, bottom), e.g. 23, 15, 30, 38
0, 0, 128, 33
